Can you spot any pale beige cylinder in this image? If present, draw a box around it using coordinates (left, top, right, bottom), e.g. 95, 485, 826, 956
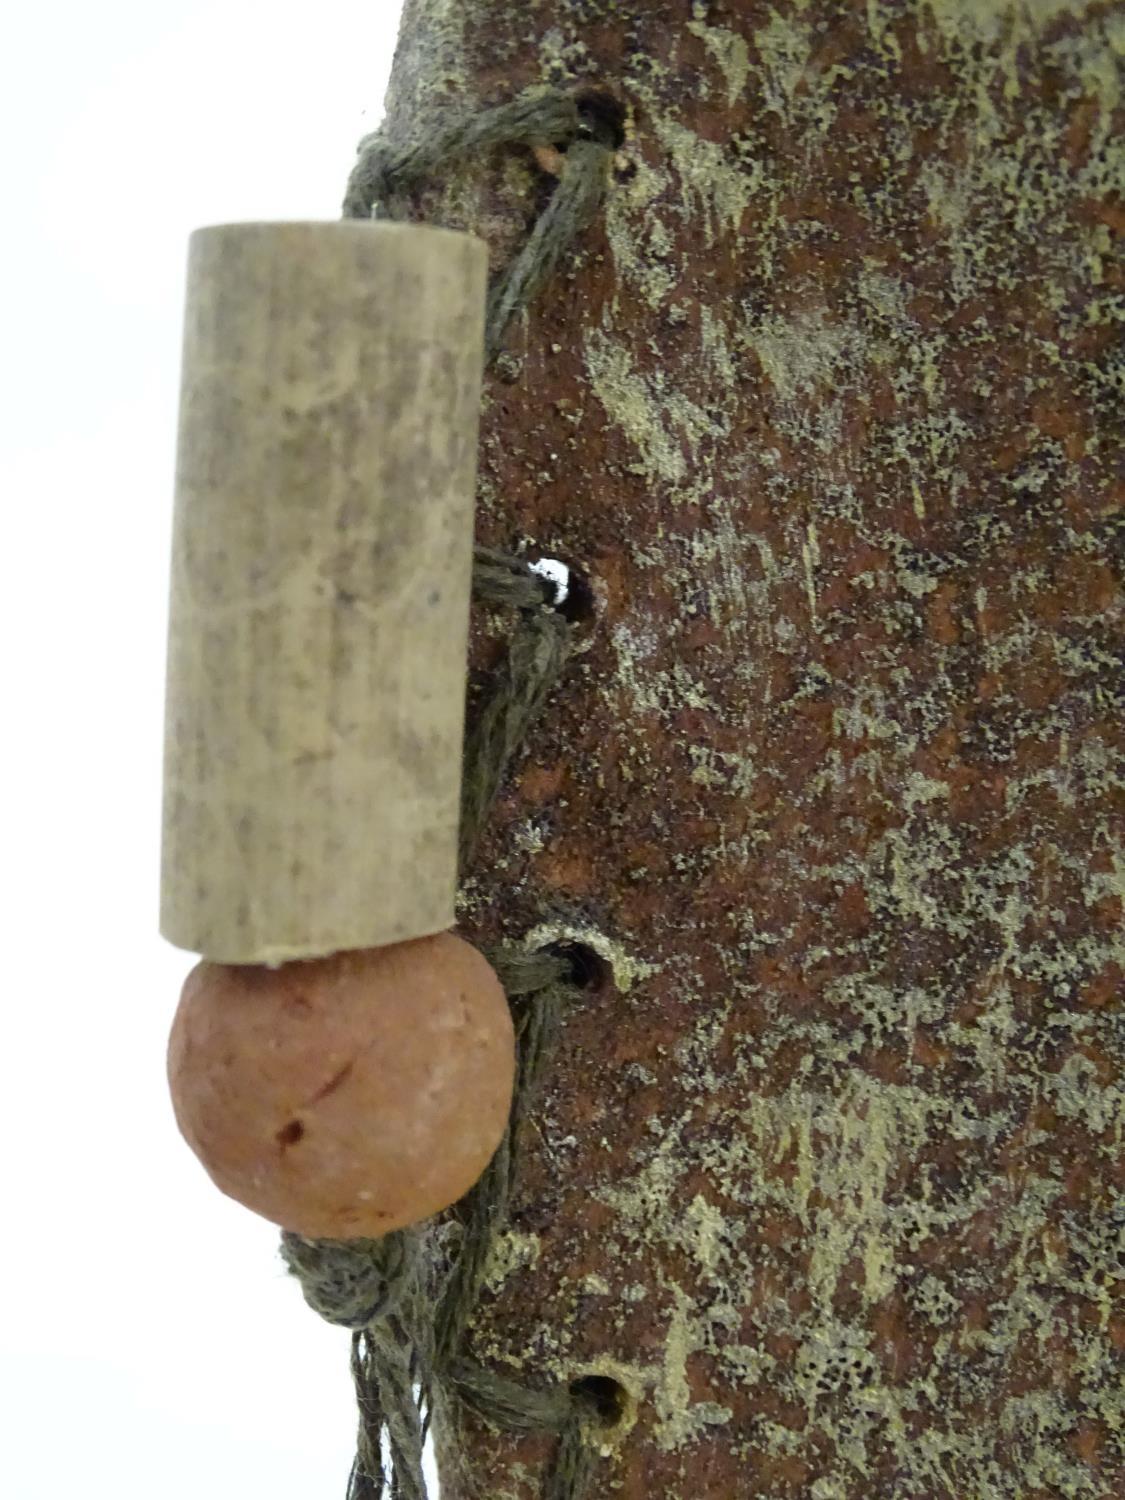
161, 221, 488, 964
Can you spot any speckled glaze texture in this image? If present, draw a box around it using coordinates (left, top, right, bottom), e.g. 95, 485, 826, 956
381, 2, 1123, 1495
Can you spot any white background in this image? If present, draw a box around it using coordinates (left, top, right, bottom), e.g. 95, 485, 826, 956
0, 3, 427, 1495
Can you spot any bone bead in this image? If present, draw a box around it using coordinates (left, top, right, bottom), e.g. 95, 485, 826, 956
160, 221, 487, 965
167, 933, 513, 1239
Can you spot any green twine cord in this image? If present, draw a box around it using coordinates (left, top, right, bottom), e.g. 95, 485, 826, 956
342, 93, 584, 219
482, 135, 609, 364
279, 1229, 415, 1331
343, 90, 612, 362
460, 594, 570, 869
546, 1416, 599, 1500
280, 89, 614, 1500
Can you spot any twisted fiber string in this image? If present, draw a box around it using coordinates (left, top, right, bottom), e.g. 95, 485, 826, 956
281, 559, 587, 1496
343, 90, 612, 363
483, 136, 609, 363
283, 87, 613, 1500
346, 1330, 385, 1500
545, 1415, 599, 1500
459, 605, 571, 868
360, 1317, 428, 1500
342, 94, 584, 221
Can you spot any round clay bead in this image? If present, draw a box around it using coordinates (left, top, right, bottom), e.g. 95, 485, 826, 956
167, 933, 514, 1239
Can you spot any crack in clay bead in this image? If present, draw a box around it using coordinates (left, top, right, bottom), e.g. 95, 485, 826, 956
167, 933, 514, 1239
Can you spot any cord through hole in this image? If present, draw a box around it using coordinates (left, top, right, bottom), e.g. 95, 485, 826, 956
573, 88, 627, 149
558, 564, 596, 625
569, 1374, 630, 1428
545, 942, 611, 993
529, 556, 598, 626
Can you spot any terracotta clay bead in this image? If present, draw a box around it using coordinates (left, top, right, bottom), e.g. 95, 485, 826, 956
167, 933, 513, 1239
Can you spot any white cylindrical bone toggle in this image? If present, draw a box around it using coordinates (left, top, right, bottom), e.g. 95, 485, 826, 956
161, 221, 488, 964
